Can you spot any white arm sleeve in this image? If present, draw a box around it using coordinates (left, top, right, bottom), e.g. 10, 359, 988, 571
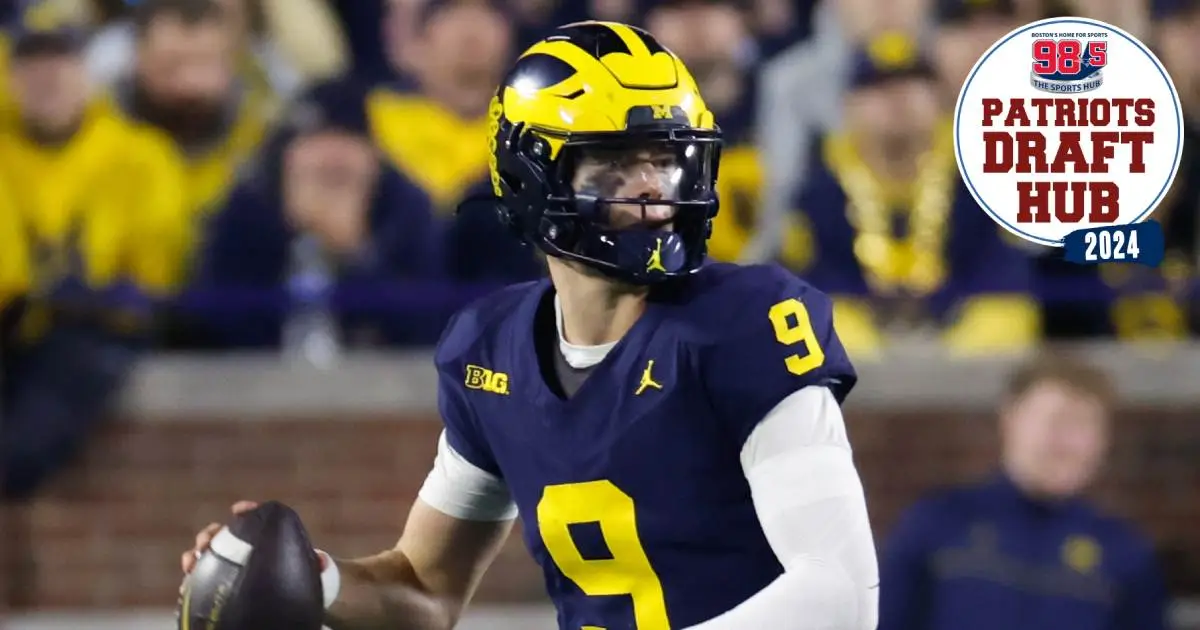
687, 386, 880, 630
416, 431, 518, 522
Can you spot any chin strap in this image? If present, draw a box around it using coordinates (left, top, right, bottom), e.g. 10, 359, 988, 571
574, 228, 689, 283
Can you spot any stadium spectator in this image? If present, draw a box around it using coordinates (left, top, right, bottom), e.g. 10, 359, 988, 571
326, 0, 393, 86
587, 0, 639, 23
744, 0, 854, 264
930, 0, 1019, 109
509, 0, 570, 49
0, 178, 31, 342
1127, 0, 1200, 335
837, 0, 929, 39
787, 33, 1039, 357
367, 0, 513, 215
747, 0, 821, 59
878, 355, 1168, 630
0, 13, 17, 127
191, 78, 450, 352
86, 0, 339, 101
369, 0, 541, 282
111, 0, 271, 235
0, 2, 186, 498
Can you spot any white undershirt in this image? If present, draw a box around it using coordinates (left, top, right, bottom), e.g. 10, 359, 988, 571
416, 299, 880, 629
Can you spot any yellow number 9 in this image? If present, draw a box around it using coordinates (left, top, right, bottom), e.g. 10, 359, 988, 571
537, 481, 670, 630
768, 298, 826, 376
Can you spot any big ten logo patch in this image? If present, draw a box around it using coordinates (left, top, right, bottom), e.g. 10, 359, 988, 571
954, 17, 1181, 264
465, 364, 510, 395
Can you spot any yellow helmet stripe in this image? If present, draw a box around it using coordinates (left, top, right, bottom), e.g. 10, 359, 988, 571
528, 39, 606, 77
605, 22, 652, 58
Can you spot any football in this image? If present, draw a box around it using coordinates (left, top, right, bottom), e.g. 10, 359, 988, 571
178, 501, 325, 630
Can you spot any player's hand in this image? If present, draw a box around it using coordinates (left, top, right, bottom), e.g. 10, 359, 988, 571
180, 500, 329, 577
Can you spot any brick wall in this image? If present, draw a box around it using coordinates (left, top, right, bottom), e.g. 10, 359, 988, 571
2, 408, 1197, 611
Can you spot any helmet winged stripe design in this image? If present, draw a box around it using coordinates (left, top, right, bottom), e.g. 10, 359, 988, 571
486, 21, 722, 284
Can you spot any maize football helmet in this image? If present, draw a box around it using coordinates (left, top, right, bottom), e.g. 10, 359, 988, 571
486, 21, 722, 284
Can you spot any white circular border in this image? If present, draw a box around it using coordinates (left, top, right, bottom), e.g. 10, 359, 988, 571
952, 17, 1184, 247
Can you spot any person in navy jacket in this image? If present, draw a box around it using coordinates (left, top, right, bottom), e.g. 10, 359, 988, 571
878, 355, 1168, 630
191, 78, 447, 348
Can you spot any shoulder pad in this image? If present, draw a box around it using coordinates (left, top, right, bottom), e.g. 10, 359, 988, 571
433, 280, 542, 477
433, 280, 541, 368
694, 263, 857, 447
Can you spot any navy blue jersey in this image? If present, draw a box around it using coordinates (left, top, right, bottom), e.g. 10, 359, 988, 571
879, 474, 1168, 630
435, 262, 856, 629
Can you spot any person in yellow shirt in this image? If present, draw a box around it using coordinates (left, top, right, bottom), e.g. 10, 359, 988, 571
0, 10, 187, 500
0, 13, 189, 334
109, 0, 270, 224
788, 34, 1040, 357
368, 0, 514, 214
0, 32, 16, 128
0, 177, 31, 330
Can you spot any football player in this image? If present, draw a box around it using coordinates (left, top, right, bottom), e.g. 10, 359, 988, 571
182, 21, 880, 630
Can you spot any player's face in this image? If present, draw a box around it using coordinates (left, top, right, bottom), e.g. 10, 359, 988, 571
10, 51, 88, 134
571, 145, 682, 231
1001, 381, 1109, 499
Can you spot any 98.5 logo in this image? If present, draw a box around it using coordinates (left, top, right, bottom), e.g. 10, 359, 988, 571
1030, 37, 1106, 93
954, 17, 1182, 267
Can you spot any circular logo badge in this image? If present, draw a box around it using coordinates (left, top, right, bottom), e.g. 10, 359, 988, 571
953, 17, 1183, 248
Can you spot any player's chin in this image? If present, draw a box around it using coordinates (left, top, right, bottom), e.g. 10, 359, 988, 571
560, 258, 647, 293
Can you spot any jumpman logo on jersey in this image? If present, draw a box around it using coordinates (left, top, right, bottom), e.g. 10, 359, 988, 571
646, 237, 666, 273
635, 360, 664, 395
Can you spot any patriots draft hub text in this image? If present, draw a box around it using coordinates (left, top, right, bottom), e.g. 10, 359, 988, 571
954, 17, 1182, 247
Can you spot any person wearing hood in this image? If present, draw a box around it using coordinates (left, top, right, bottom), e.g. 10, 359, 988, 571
189, 78, 446, 352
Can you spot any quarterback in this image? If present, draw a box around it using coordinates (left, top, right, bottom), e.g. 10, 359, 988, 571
183, 21, 880, 630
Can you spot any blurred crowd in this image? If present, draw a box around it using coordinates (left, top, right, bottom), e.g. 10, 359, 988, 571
0, 0, 1197, 362
1, 0, 1200, 496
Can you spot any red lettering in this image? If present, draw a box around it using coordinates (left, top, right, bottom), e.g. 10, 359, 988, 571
982, 99, 1004, 126
978, 98, 1157, 127
1004, 99, 1031, 127
1090, 182, 1120, 222
1054, 99, 1076, 126
1088, 99, 1110, 126
1111, 98, 1135, 126
1123, 131, 1153, 172
983, 132, 1013, 173
1017, 181, 1053, 223
1133, 99, 1155, 126
1017, 132, 1047, 173
1088, 132, 1119, 173
982, 131, 1154, 174
1016, 182, 1120, 224
1049, 132, 1087, 173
